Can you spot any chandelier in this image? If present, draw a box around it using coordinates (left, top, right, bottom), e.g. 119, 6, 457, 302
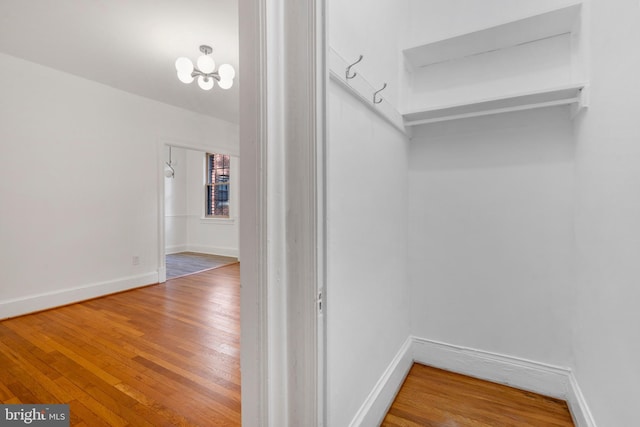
175, 45, 235, 91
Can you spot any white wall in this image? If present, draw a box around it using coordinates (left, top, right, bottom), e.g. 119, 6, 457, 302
327, 0, 640, 425
0, 52, 238, 318
329, 0, 407, 106
327, 82, 411, 427
165, 146, 188, 253
572, 1, 640, 425
408, 107, 575, 366
405, 1, 640, 424
327, 0, 411, 425
407, 34, 573, 110
164, 147, 239, 257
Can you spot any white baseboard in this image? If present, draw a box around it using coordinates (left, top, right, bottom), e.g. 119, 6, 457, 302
566, 373, 597, 427
165, 244, 188, 254
0, 272, 158, 320
411, 337, 596, 427
158, 266, 167, 283
186, 245, 239, 258
411, 337, 571, 399
349, 335, 596, 427
349, 336, 413, 427
165, 245, 239, 258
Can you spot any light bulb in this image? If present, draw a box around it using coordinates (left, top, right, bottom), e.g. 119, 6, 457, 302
218, 78, 233, 90
198, 75, 214, 90
197, 55, 215, 74
177, 70, 194, 84
217, 64, 235, 80
175, 57, 194, 74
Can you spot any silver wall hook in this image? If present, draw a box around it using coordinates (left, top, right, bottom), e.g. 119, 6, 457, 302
373, 83, 387, 104
345, 55, 363, 80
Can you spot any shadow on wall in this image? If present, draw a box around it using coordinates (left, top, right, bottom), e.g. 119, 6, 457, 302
409, 106, 575, 171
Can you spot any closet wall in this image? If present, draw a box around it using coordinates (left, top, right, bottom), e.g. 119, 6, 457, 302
326, 1, 411, 426
406, 0, 579, 369
408, 107, 575, 366
572, 1, 640, 425
328, 0, 640, 425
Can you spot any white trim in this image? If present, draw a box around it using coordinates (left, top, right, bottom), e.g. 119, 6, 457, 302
403, 83, 586, 127
411, 336, 571, 399
349, 336, 413, 427
157, 140, 167, 284
165, 245, 188, 255
184, 245, 239, 258
567, 373, 597, 427
239, 0, 269, 423
0, 272, 158, 320
411, 337, 596, 426
404, 97, 579, 126
160, 136, 239, 157
165, 246, 240, 259
347, 336, 596, 427
199, 217, 236, 225
239, 0, 324, 424
158, 136, 237, 286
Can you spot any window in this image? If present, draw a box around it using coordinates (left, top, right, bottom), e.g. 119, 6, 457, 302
205, 153, 230, 217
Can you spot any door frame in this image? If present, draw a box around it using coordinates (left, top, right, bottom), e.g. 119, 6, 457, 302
156, 138, 239, 283
238, 0, 326, 425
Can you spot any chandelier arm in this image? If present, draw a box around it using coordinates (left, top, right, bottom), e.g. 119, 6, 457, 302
191, 69, 221, 81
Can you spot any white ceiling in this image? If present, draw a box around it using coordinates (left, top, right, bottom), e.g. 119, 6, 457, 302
0, 0, 239, 123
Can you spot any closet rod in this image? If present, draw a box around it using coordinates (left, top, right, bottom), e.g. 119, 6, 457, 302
404, 97, 580, 127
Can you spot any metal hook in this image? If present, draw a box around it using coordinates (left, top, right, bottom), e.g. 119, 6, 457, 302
373, 83, 387, 104
345, 55, 363, 80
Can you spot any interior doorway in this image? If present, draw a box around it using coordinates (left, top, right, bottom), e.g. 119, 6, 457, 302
158, 141, 240, 282
160, 143, 240, 281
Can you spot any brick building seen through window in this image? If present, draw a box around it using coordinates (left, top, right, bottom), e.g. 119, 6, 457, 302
206, 153, 230, 217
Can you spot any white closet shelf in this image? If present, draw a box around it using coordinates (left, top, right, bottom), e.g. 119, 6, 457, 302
403, 83, 587, 126
403, 2, 582, 68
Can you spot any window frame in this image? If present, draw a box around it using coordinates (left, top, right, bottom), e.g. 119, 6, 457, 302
204, 152, 231, 218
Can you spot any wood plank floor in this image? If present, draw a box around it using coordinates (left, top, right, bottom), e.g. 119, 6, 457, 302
0, 263, 241, 426
382, 363, 574, 427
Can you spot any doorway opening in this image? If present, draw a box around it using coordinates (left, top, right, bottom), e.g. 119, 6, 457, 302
161, 143, 240, 280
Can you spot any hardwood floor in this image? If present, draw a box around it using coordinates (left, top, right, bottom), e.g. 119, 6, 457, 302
382, 363, 574, 427
0, 263, 241, 426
